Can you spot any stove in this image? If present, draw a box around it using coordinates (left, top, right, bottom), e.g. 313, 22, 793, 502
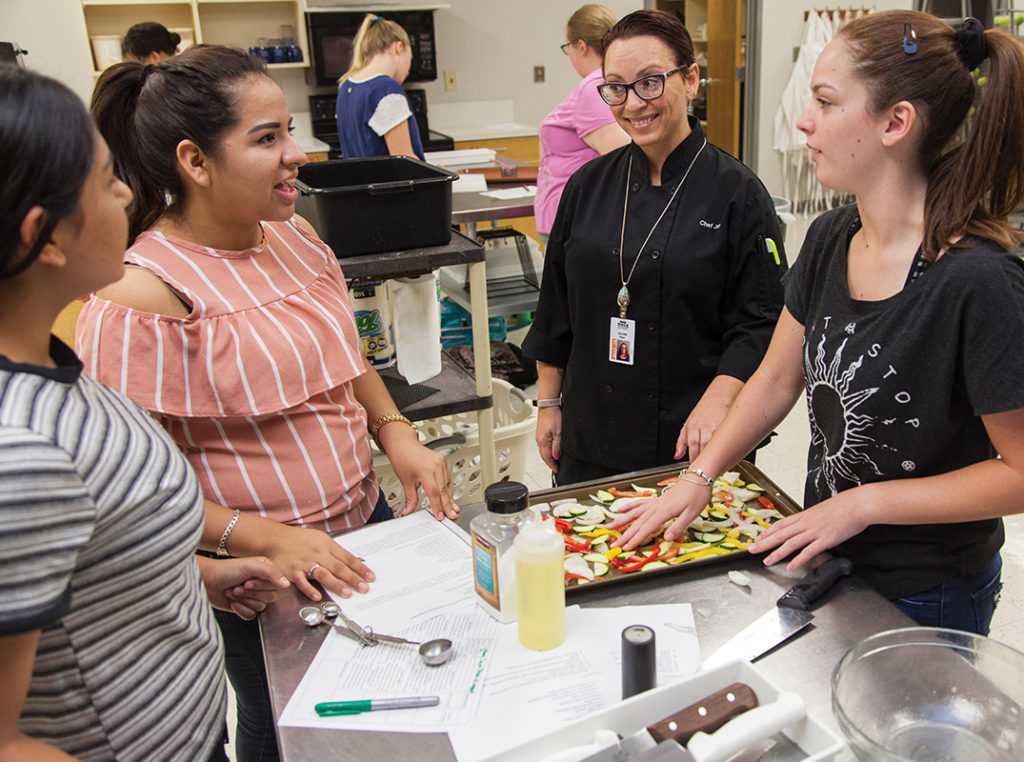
309, 92, 454, 160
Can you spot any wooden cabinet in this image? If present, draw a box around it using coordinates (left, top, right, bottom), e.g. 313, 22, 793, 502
655, 0, 745, 159
80, 0, 308, 76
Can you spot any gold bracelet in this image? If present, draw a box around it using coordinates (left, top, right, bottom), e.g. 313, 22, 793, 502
216, 509, 240, 557
370, 412, 414, 440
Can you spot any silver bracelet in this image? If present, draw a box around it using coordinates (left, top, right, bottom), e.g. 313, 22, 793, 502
216, 509, 240, 557
679, 467, 714, 487
677, 474, 713, 488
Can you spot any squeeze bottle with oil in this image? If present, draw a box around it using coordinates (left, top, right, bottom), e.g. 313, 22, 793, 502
514, 516, 566, 650
471, 481, 530, 623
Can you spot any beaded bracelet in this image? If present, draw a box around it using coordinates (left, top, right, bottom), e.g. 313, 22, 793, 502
536, 398, 562, 408
679, 466, 714, 487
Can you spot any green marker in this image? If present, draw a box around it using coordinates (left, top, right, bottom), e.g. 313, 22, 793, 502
314, 695, 440, 716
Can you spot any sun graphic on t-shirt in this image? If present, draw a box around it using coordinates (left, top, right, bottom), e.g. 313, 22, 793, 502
804, 333, 883, 495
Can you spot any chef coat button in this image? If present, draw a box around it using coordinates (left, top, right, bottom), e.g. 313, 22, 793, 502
651, 250, 661, 259
646, 321, 656, 332
632, 183, 640, 192
647, 390, 656, 400
604, 384, 613, 394
611, 247, 619, 257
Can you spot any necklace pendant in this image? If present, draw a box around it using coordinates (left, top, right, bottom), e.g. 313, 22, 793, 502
617, 285, 630, 318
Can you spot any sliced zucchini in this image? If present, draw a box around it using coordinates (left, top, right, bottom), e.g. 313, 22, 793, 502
551, 505, 574, 519
695, 531, 725, 543
568, 504, 589, 517
582, 552, 609, 564
592, 562, 610, 577
640, 561, 670, 572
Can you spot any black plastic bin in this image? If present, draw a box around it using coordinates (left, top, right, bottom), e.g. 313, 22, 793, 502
295, 156, 457, 257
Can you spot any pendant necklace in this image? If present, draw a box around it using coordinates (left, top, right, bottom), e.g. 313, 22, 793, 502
617, 139, 707, 318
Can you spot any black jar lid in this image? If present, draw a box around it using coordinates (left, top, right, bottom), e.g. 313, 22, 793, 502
484, 481, 529, 514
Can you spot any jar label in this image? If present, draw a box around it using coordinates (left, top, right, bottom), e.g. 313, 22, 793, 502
472, 533, 501, 609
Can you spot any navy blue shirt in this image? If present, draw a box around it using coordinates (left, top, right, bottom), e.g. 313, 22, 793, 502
335, 75, 424, 160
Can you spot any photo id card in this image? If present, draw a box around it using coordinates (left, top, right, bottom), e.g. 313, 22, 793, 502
609, 317, 635, 365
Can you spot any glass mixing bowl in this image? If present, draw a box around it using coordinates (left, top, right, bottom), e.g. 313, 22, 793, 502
832, 627, 1024, 761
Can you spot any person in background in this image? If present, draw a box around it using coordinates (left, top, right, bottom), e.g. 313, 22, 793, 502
335, 14, 423, 159
612, 12, 1024, 636
535, 4, 630, 245
121, 21, 180, 64
0, 64, 288, 762
84, 46, 457, 761
523, 10, 787, 485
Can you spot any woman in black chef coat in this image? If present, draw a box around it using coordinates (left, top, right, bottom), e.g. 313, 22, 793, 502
523, 9, 787, 485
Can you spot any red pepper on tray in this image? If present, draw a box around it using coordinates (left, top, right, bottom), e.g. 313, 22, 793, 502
565, 573, 589, 581
608, 487, 653, 499
616, 549, 662, 573
553, 517, 574, 534
757, 496, 777, 510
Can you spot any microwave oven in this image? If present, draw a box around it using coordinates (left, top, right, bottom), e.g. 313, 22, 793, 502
306, 10, 437, 88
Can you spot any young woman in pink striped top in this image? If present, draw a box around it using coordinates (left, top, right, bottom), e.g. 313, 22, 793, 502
82, 45, 458, 761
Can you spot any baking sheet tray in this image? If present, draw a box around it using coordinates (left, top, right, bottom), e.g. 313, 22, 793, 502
529, 460, 804, 593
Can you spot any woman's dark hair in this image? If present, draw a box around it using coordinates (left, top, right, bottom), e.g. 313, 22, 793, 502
0, 65, 94, 280
91, 45, 269, 242
601, 9, 695, 69
838, 10, 1024, 258
122, 22, 180, 61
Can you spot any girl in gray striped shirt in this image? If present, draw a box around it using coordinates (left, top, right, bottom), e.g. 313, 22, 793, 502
0, 66, 290, 761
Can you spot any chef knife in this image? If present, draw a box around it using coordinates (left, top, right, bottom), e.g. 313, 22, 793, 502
582, 691, 806, 762
702, 556, 853, 670
540, 684, 758, 762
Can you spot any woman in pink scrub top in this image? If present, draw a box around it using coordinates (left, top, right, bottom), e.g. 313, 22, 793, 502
534, 4, 630, 242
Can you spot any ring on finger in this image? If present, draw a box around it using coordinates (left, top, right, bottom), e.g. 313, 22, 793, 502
305, 563, 321, 579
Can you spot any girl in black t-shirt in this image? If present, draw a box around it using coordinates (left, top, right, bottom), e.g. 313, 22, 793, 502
609, 10, 1024, 635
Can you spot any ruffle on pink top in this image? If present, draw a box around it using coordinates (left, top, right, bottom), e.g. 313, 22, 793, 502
77, 220, 366, 418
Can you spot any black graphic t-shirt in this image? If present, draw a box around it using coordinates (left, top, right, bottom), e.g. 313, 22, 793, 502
784, 205, 1024, 598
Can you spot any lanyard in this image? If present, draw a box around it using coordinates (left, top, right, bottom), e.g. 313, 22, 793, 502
617, 139, 707, 318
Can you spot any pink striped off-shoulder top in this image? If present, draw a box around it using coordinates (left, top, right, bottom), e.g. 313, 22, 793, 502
76, 219, 379, 533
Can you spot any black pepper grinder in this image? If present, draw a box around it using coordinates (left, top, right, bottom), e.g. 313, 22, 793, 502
621, 624, 656, 699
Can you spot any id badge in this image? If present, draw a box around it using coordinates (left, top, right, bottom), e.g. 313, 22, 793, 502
609, 317, 635, 365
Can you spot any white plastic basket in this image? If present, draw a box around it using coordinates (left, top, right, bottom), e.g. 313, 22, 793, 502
372, 378, 536, 512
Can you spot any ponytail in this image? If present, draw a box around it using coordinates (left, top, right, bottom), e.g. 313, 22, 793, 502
91, 62, 157, 244
838, 11, 1024, 259
927, 28, 1024, 255
90, 45, 269, 243
338, 14, 410, 85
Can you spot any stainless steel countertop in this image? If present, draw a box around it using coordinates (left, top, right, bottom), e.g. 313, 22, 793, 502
260, 504, 914, 760
451, 190, 536, 225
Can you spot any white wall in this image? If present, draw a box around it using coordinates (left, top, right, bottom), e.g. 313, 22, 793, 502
274, 1, 640, 126
1, 0, 96, 106
752, 0, 912, 195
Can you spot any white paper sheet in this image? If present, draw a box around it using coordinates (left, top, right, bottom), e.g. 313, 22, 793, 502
448, 603, 701, 762
277, 601, 499, 730
480, 185, 537, 200
327, 510, 476, 634
452, 173, 489, 193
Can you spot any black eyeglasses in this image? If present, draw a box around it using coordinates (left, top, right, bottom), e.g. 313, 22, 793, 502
560, 41, 574, 55
597, 66, 688, 106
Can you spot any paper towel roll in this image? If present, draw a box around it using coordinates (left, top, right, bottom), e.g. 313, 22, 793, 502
389, 273, 442, 384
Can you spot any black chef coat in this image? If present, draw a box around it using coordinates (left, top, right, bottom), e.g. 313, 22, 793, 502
523, 120, 788, 472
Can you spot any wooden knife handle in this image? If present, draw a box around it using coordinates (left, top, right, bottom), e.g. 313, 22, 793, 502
646, 682, 758, 745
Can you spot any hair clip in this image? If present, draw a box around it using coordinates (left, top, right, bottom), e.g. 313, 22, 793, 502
903, 23, 918, 55
371, 16, 385, 26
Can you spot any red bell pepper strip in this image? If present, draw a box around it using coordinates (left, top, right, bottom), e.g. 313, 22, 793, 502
565, 573, 590, 581
608, 487, 654, 498
553, 518, 574, 534
617, 549, 663, 573
757, 496, 776, 510
656, 476, 679, 487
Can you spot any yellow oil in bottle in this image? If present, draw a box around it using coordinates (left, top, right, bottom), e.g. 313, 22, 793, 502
514, 519, 565, 650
